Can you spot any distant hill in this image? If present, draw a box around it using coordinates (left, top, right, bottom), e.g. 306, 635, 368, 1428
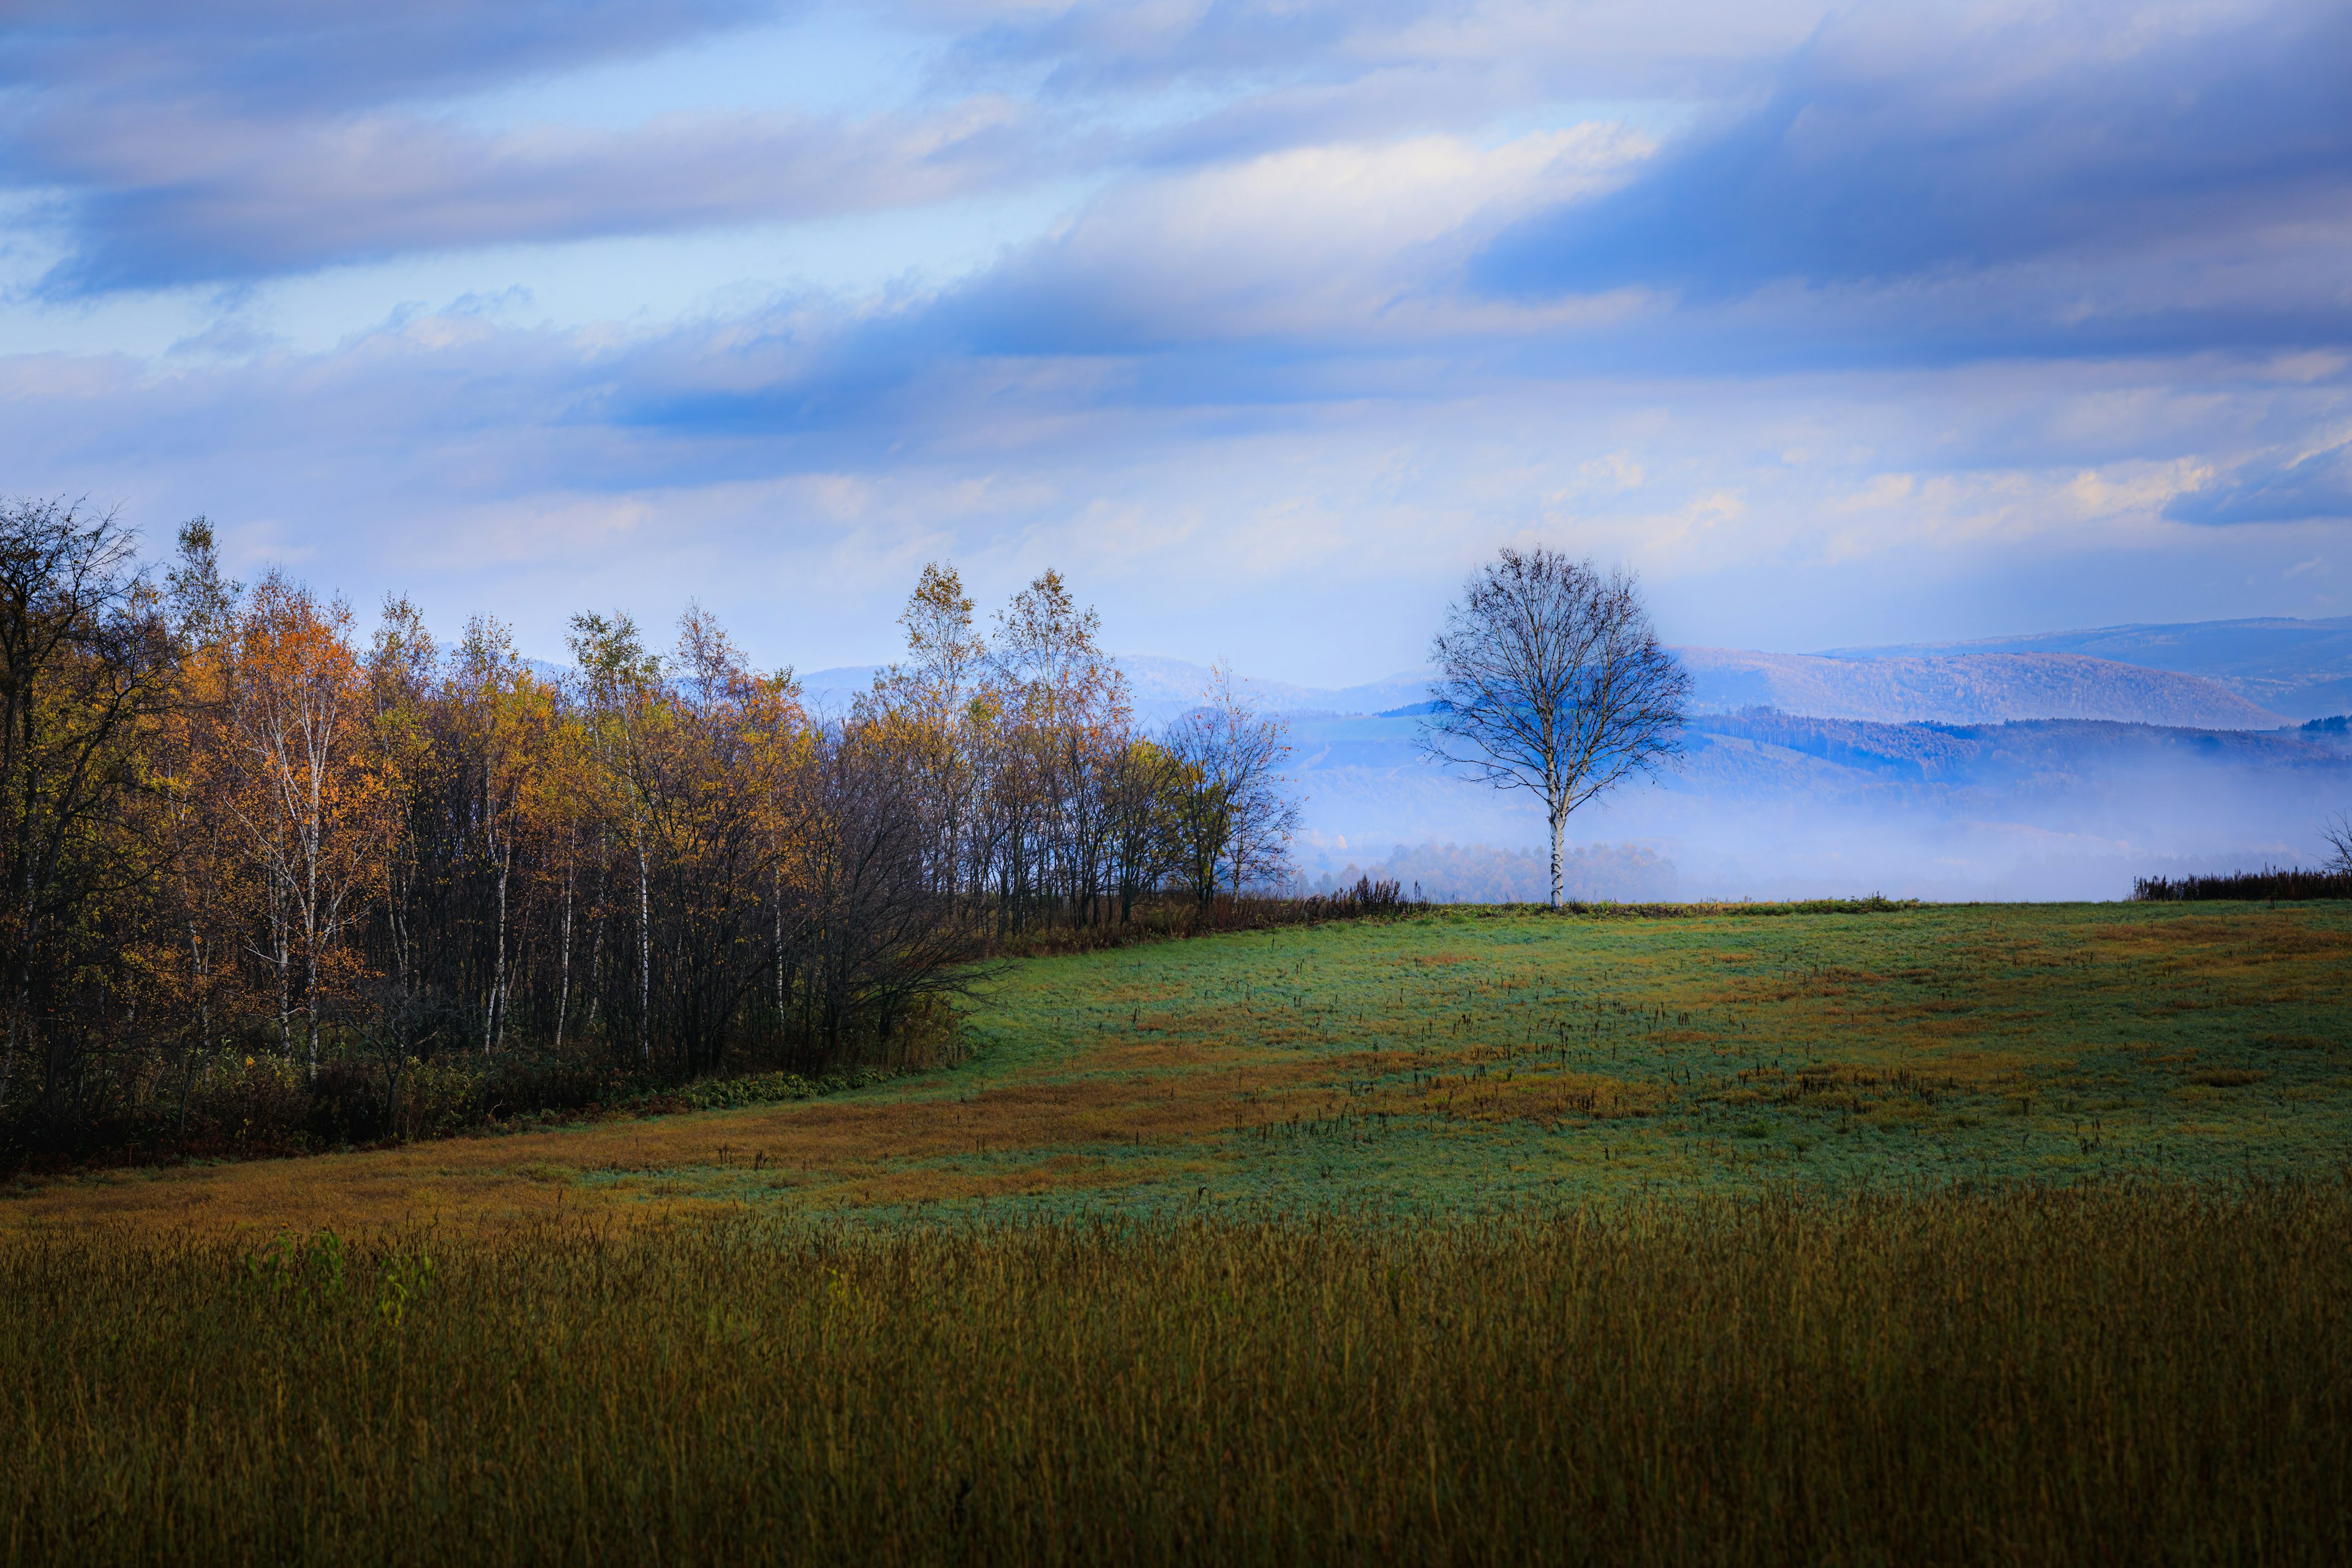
1820, 616, 2352, 720
799, 657, 1431, 724
805, 647, 2286, 729
1676, 648, 2284, 729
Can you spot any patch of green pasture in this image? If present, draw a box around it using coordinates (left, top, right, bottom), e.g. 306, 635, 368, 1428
619, 902, 2352, 1221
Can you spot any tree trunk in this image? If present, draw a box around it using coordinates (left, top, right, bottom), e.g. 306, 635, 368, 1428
1549, 805, 1565, 908
272, 889, 293, 1064
304, 931, 321, 1077
554, 842, 574, 1050
636, 830, 650, 1067
486, 828, 510, 1054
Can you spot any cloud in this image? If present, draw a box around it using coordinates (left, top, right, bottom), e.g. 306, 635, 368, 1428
6, 0, 1834, 296
164, 318, 288, 359
2168, 435, 2352, 524
930, 0, 1829, 100
4, 2, 872, 293
1, 0, 777, 113
32, 100, 1047, 293
922, 126, 1651, 353
9, 290, 2346, 678
1473, 1, 2352, 356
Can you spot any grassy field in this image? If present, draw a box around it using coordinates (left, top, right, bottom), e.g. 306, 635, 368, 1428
6, 900, 2345, 1234
5, 901, 2349, 1562
2, 1186, 2346, 1564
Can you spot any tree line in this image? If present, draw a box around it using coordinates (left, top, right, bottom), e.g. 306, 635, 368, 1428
0, 498, 1302, 1146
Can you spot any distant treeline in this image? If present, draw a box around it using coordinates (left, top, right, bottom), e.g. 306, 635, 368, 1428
2132, 867, 2352, 902
1310, 842, 1676, 905
0, 501, 1334, 1161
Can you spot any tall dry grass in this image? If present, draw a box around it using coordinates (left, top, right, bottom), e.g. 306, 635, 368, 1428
2, 1182, 2345, 1564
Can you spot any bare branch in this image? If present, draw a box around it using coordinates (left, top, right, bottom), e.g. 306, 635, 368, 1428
1419, 548, 1690, 907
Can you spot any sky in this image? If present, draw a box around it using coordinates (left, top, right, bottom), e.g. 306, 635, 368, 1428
4, 0, 2349, 685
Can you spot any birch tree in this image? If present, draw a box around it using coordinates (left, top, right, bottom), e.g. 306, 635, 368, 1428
1419, 549, 1689, 908
216, 573, 387, 1071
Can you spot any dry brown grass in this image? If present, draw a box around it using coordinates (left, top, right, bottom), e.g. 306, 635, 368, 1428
1, 1182, 2346, 1565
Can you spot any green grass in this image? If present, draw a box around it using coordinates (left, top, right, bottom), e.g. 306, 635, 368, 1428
4, 1184, 2346, 1565
861, 899, 2352, 1219
4, 902, 2343, 1235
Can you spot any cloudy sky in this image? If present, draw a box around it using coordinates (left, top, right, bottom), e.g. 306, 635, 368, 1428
5, 0, 2348, 682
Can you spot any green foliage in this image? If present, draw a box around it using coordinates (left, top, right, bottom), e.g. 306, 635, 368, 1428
243, 1227, 345, 1311
375, 1245, 435, 1327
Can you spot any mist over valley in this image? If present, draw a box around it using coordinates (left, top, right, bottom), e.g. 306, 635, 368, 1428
810, 614, 2350, 903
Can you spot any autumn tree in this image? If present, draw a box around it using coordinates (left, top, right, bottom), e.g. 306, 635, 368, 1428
0, 499, 175, 1112
638, 606, 809, 1076
566, 611, 663, 1064
0, 524, 1304, 1149
987, 570, 1134, 927
144, 519, 252, 1108
211, 573, 388, 1071
864, 563, 989, 900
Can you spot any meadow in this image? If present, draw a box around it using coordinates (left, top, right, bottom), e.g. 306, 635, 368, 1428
5, 900, 2348, 1563
7, 899, 2345, 1232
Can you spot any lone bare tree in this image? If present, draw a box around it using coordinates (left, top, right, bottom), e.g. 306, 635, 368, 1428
1419, 549, 1691, 907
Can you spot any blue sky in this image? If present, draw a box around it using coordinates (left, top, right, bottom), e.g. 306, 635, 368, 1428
4, 0, 2348, 683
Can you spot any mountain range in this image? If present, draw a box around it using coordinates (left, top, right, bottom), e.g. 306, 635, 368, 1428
1671, 647, 2282, 728
1822, 616, 2352, 720
803, 616, 2341, 729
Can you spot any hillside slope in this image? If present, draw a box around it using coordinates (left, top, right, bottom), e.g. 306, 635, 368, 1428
1822, 616, 2352, 720
1677, 648, 2283, 728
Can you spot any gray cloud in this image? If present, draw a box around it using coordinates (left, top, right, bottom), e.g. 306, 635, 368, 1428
3, 1, 908, 292
7, 288, 2350, 683
1474, 1, 2352, 356
32, 102, 1049, 293
0, 0, 777, 112
8, 0, 1839, 296
926, 0, 1827, 100
2168, 437, 2352, 525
